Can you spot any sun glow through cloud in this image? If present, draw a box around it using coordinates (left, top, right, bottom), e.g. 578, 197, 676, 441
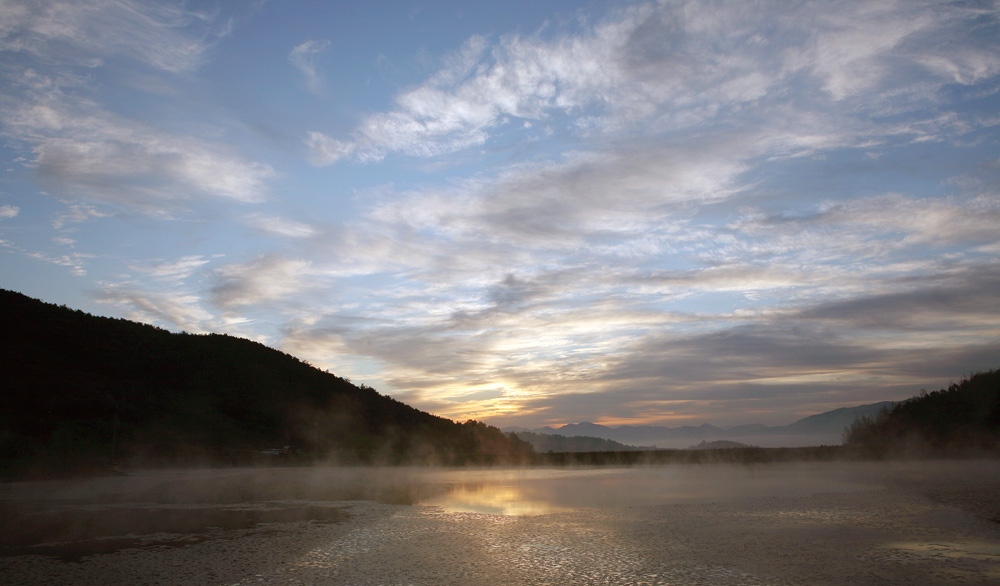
1, 0, 999, 429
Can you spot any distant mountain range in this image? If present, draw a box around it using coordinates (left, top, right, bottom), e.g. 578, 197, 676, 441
505, 402, 896, 449
512, 431, 646, 453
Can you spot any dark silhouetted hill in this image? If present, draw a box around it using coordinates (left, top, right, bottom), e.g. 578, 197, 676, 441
843, 369, 1000, 454
688, 440, 755, 450
785, 402, 896, 435
0, 290, 532, 478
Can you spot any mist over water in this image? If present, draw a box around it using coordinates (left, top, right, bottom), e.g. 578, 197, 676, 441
412, 463, 884, 516
3, 461, 999, 585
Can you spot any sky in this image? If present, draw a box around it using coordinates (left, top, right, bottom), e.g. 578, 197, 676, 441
2, 0, 999, 430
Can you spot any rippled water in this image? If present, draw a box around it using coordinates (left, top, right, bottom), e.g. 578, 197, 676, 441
417, 463, 886, 513
3, 462, 999, 585
276, 463, 1000, 586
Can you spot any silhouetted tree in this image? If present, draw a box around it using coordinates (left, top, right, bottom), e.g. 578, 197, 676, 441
842, 369, 1000, 454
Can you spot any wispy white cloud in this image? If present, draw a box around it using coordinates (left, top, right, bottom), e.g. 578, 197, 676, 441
27, 249, 93, 276
366, 140, 750, 258
305, 131, 355, 166
96, 285, 216, 333
3, 95, 274, 207
0, 204, 18, 218
0, 0, 215, 73
0, 0, 270, 215
289, 39, 329, 93
244, 213, 317, 239
141, 255, 211, 284
307, 0, 1000, 165
51, 202, 108, 229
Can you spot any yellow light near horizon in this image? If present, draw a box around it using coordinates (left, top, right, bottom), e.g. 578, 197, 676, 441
422, 484, 571, 516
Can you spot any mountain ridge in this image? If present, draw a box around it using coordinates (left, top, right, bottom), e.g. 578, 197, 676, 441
0, 289, 532, 478
503, 402, 896, 448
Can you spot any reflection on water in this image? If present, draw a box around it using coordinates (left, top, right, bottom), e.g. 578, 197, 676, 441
422, 483, 573, 515
889, 541, 1000, 562
278, 462, 1000, 586
5, 462, 1000, 586
416, 463, 888, 515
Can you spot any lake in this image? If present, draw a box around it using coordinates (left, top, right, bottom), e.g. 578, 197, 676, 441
3, 461, 998, 585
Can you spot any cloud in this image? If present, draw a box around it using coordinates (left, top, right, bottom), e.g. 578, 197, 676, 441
278, 326, 357, 375
306, 0, 1000, 165
292, 48, 1000, 421
305, 131, 355, 166
27, 249, 93, 276
367, 139, 751, 258
0, 205, 18, 218
304, 22, 623, 164
0, 1, 269, 213
0, 0, 216, 73
723, 192, 1000, 268
3, 96, 274, 207
501, 314, 1000, 427
797, 263, 1000, 330
244, 214, 317, 239
304, 175, 1000, 426
96, 285, 216, 333
140, 255, 211, 284
211, 255, 314, 308
813, 193, 1000, 247
52, 203, 108, 229
292, 108, 1000, 423
786, 3, 936, 101
289, 39, 329, 93
599, 325, 890, 387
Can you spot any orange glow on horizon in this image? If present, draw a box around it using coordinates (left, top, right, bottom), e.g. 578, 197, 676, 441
535, 414, 703, 428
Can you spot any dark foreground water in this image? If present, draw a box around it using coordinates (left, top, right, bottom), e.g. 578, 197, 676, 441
3, 461, 999, 585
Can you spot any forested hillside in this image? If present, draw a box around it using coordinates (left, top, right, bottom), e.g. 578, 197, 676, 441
0, 290, 531, 478
843, 369, 1000, 453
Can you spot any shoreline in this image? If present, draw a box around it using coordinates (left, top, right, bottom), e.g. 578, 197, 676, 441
6, 443, 999, 483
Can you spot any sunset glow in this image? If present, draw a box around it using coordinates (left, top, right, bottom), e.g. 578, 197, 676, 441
2, 0, 998, 429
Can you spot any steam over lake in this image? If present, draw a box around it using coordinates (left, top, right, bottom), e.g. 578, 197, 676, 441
3, 462, 999, 585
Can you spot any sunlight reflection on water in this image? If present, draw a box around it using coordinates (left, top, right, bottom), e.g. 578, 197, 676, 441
421, 483, 574, 515
8, 462, 1000, 586
414, 463, 884, 515
218, 462, 1000, 586
887, 540, 1000, 562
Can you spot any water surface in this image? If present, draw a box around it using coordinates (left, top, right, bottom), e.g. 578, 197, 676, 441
3, 461, 999, 585
416, 462, 888, 513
